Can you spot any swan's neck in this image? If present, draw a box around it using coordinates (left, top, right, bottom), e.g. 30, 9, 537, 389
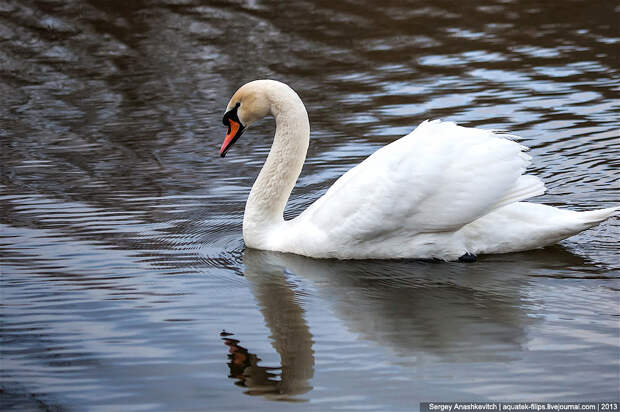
243, 89, 310, 248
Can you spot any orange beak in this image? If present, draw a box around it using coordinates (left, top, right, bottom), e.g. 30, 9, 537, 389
220, 118, 245, 157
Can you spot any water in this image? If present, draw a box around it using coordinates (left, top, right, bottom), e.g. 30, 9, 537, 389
1, 0, 619, 410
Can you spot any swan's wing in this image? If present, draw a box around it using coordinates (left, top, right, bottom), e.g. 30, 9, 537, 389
298, 120, 545, 243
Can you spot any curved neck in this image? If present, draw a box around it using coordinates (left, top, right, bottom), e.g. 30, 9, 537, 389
243, 86, 310, 247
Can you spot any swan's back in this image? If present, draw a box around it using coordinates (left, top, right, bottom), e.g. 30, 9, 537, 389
292, 120, 546, 258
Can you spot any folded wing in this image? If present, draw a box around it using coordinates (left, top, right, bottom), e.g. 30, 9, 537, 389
298, 120, 545, 244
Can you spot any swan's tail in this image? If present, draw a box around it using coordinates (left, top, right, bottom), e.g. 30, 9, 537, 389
466, 203, 618, 256
548, 205, 619, 245
575, 206, 619, 227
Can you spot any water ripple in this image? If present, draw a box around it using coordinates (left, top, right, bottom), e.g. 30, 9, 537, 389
1, 0, 619, 409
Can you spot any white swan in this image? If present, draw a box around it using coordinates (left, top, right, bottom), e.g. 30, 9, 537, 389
220, 80, 617, 261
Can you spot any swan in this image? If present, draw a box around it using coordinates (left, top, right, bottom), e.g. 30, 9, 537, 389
219, 80, 618, 261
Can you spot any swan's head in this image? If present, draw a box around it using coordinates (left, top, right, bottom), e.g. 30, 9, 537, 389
220, 81, 272, 157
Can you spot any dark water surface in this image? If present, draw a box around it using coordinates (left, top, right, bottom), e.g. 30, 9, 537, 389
1, 0, 619, 410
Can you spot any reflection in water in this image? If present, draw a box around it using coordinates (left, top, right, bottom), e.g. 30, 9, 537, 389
223, 252, 315, 401
242, 246, 593, 374
222, 333, 293, 399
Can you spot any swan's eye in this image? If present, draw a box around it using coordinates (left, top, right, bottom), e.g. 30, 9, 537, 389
222, 102, 242, 128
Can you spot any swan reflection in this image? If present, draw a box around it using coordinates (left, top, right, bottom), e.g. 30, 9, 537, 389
221, 332, 305, 400
226, 246, 590, 398
222, 251, 314, 401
